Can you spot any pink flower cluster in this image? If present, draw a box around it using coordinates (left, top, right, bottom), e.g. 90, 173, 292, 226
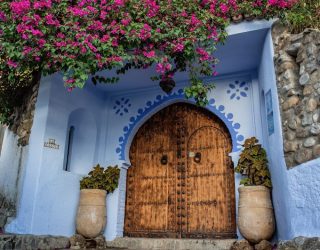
0, 0, 298, 92
139, 24, 152, 41
10, 0, 30, 16
267, 0, 296, 8
196, 48, 211, 61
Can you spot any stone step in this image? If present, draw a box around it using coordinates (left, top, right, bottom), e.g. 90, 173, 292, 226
0, 234, 70, 250
106, 237, 236, 250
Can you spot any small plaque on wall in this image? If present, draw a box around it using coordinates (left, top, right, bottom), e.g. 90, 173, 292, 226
265, 90, 275, 136
44, 139, 60, 149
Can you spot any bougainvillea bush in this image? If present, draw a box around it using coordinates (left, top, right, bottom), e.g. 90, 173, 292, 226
0, 0, 297, 118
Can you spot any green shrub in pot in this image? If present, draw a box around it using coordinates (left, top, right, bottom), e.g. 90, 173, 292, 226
80, 164, 120, 193
235, 137, 272, 188
77, 164, 120, 239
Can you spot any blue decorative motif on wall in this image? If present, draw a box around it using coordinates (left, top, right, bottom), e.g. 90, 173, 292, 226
227, 80, 249, 100
113, 98, 131, 116
116, 90, 244, 160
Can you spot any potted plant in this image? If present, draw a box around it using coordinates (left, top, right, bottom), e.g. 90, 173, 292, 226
76, 164, 120, 239
235, 137, 275, 244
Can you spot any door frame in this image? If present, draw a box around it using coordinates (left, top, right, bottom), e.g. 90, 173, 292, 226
115, 99, 243, 238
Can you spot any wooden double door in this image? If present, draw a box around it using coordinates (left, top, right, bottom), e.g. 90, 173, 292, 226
124, 103, 236, 239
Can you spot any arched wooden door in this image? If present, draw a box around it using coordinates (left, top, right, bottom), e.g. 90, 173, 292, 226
124, 103, 236, 239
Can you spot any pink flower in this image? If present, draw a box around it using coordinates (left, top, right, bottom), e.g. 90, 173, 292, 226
121, 19, 131, 26
68, 7, 89, 17
114, 0, 124, 6
86, 42, 97, 52
7, 60, 18, 68
145, 0, 160, 17
55, 41, 67, 47
10, 0, 30, 16
180, 11, 188, 17
0, 11, 6, 21
143, 50, 156, 58
101, 34, 110, 42
156, 62, 172, 74
190, 14, 201, 26
100, 11, 107, 20
31, 29, 44, 37
196, 48, 211, 61
173, 43, 184, 53
38, 39, 46, 48
88, 21, 104, 31
86, 6, 98, 13
80, 47, 87, 54
139, 24, 152, 40
57, 33, 65, 39
220, 3, 229, 14
45, 14, 60, 26
267, 0, 296, 7
66, 78, 75, 84
112, 39, 118, 47
34, 0, 52, 9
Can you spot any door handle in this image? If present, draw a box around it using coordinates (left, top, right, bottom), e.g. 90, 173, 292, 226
161, 155, 168, 165
194, 152, 201, 163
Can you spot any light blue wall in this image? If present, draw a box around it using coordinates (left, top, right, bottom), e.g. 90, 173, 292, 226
66, 108, 97, 175
7, 71, 263, 240
258, 30, 292, 240
6, 22, 320, 241
6, 73, 107, 236
258, 31, 320, 240
286, 158, 320, 237
103, 74, 262, 239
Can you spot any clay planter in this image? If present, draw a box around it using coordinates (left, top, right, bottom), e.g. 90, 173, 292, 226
76, 189, 107, 239
238, 186, 275, 243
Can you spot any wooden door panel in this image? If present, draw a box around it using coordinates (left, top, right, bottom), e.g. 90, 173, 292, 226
125, 103, 236, 238
186, 126, 235, 237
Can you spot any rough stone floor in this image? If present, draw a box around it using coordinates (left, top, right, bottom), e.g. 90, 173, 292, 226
1, 234, 320, 250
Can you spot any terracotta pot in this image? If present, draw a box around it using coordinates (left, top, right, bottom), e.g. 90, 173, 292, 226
238, 186, 275, 243
76, 189, 107, 238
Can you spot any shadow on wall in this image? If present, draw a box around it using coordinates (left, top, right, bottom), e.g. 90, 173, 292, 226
63, 108, 97, 175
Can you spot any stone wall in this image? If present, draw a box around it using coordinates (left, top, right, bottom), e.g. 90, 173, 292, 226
10, 82, 40, 146
273, 24, 320, 168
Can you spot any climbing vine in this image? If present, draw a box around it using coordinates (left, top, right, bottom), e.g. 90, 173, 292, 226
0, 0, 298, 123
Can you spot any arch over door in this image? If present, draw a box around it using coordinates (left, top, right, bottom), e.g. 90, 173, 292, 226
124, 103, 236, 238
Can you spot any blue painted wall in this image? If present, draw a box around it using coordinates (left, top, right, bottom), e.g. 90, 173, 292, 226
6, 71, 263, 240
258, 31, 320, 240
5, 22, 320, 242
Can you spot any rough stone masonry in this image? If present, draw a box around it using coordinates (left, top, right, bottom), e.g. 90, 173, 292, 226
272, 24, 320, 168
